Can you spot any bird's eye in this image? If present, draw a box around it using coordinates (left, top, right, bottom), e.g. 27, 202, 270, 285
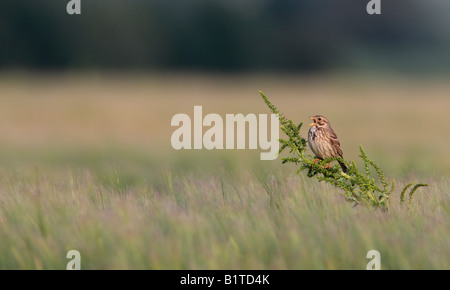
318, 118, 321, 121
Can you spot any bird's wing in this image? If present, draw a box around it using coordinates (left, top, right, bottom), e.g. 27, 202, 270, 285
329, 129, 343, 157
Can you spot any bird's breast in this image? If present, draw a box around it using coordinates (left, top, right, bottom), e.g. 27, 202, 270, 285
308, 127, 333, 159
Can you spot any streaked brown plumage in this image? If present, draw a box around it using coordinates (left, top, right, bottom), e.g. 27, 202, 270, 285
308, 115, 348, 172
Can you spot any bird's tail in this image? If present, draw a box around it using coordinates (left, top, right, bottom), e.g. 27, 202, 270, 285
339, 161, 348, 173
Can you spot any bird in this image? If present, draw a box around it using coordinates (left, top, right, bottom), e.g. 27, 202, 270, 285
308, 115, 348, 172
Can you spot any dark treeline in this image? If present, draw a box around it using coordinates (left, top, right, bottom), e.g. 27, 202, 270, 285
0, 0, 448, 72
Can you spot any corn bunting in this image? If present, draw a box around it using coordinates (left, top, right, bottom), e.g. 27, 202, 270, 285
308, 115, 348, 172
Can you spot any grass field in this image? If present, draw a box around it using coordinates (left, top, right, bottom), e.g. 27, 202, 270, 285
0, 73, 448, 269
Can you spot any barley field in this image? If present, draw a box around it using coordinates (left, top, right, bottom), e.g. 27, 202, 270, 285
0, 73, 448, 269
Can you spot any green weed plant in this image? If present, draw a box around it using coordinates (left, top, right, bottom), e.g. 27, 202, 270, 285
260, 91, 428, 211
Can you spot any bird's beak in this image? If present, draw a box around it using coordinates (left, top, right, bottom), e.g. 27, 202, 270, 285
309, 116, 316, 127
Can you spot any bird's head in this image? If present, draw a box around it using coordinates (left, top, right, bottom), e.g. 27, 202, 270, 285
309, 115, 329, 128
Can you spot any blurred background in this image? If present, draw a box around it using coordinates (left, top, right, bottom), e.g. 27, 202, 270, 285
0, 0, 449, 179
1, 0, 450, 72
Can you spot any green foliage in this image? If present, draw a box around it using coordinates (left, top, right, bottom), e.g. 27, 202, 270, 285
260, 91, 428, 211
